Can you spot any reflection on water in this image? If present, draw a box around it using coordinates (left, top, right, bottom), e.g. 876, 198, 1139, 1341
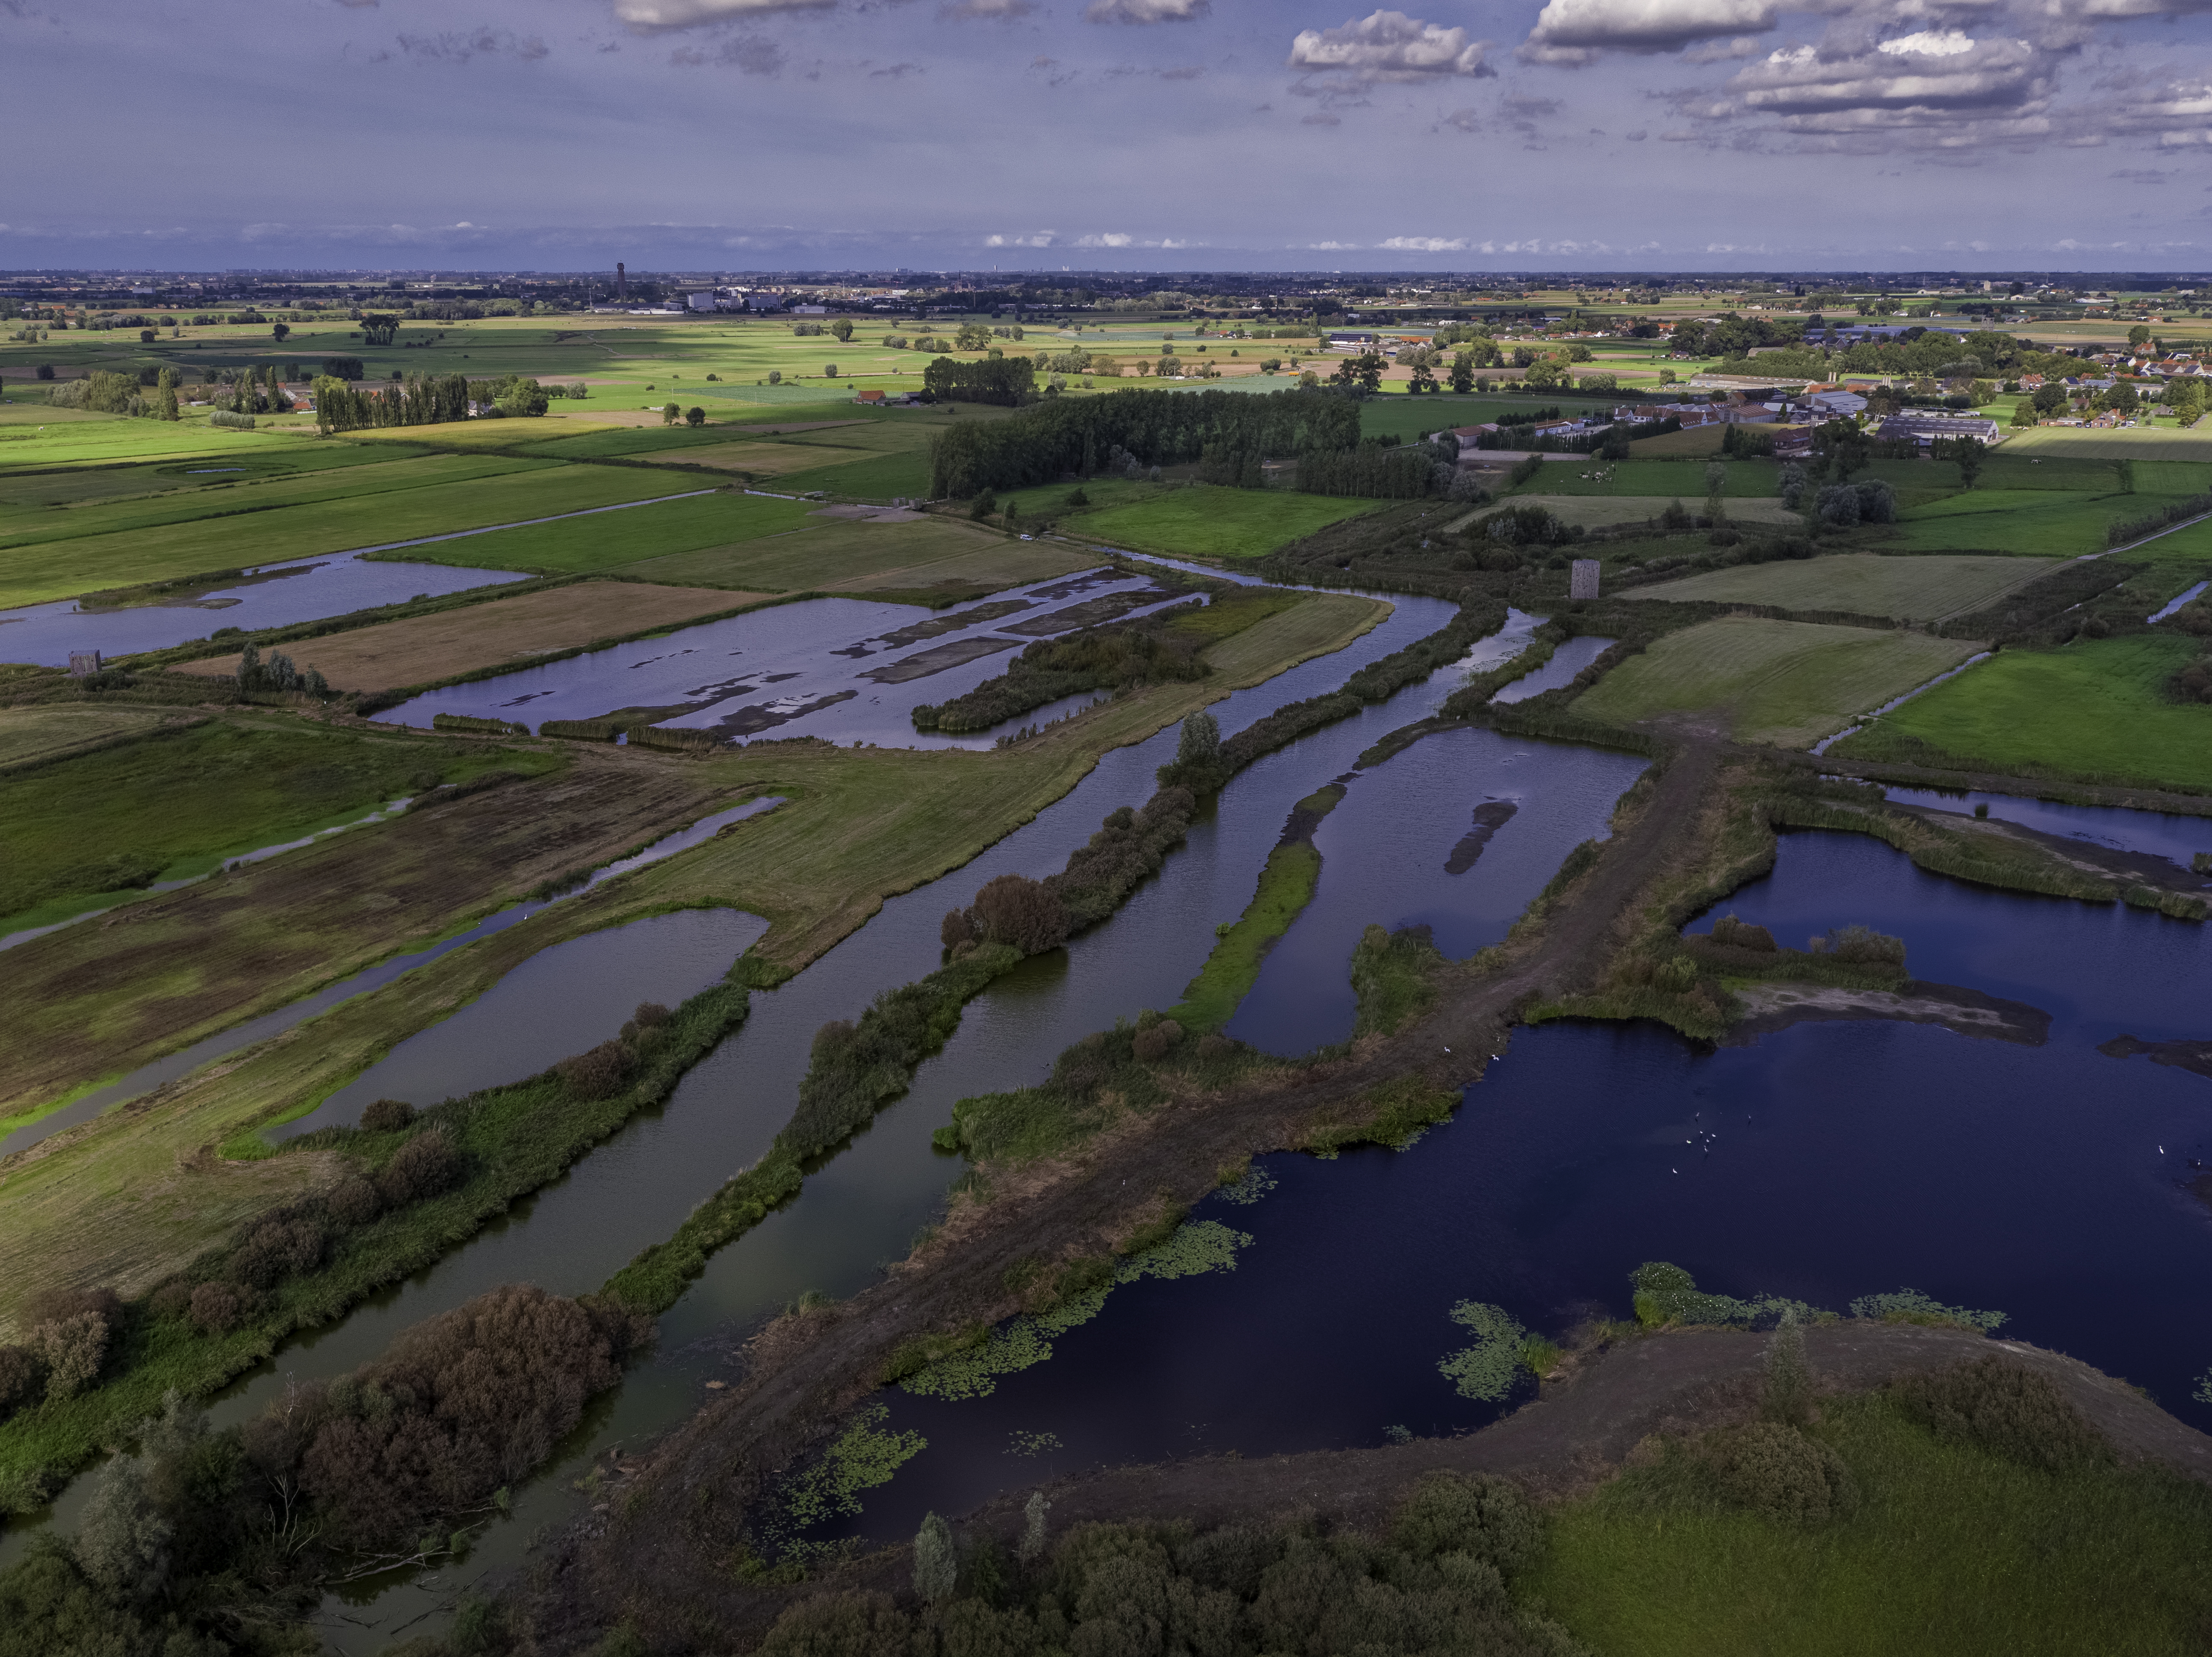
380, 570, 1196, 750
841, 828, 2212, 1544
1881, 784, 2212, 876
272, 907, 768, 1141
0, 553, 529, 667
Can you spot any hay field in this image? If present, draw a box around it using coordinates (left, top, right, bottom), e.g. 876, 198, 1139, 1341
1627, 554, 2059, 622
1574, 615, 1982, 746
172, 580, 766, 690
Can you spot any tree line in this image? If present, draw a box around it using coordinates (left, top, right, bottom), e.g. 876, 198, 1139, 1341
313, 373, 558, 434
928, 386, 1361, 498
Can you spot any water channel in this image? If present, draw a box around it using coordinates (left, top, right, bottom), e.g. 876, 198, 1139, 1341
22, 567, 2207, 1648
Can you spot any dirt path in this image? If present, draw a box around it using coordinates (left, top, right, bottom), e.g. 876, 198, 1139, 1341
541, 742, 1722, 1634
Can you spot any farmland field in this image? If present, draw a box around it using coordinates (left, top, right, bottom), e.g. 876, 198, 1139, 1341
1886, 488, 2169, 556
1828, 635, 2212, 791
1063, 485, 1383, 560
0, 714, 559, 933
1573, 615, 1982, 746
1627, 553, 2058, 621
0, 461, 710, 607
0, 704, 177, 770
1509, 494, 1805, 529
171, 580, 765, 690
349, 487, 807, 576
1504, 458, 1785, 499
2001, 425, 2212, 464
620, 517, 1086, 593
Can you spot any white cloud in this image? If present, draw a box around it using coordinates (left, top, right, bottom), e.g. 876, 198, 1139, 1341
1379, 235, 1469, 249
1288, 10, 1494, 79
1878, 28, 1976, 56
1518, 0, 1778, 65
1084, 0, 1208, 22
1726, 30, 2049, 137
986, 231, 1057, 246
1075, 231, 1134, 245
614, 0, 832, 31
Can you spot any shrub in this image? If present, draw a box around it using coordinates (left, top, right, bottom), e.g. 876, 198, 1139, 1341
73, 1454, 172, 1600
968, 874, 1071, 955
1761, 1312, 1812, 1426
1891, 1355, 2109, 1472
941, 908, 978, 951
630, 1000, 672, 1029
1652, 955, 1699, 993
1715, 1421, 1856, 1526
1710, 913, 1777, 951
1388, 1470, 1541, 1576
761, 1592, 911, 1657
1132, 1019, 1183, 1062
31, 1311, 111, 1402
187, 1283, 248, 1334
1818, 923, 1906, 966
232, 1219, 324, 1290
377, 1128, 460, 1206
0, 1346, 45, 1419
327, 1176, 383, 1228
360, 1098, 416, 1133
558, 1040, 637, 1101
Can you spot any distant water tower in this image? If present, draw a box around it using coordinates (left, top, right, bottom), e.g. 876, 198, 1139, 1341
617, 262, 627, 302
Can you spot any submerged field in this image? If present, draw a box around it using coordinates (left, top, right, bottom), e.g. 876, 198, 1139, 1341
1829, 635, 2212, 791
1574, 616, 1981, 746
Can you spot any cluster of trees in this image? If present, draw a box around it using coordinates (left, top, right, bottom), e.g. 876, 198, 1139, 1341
315, 373, 552, 434
1296, 442, 1442, 499
233, 642, 329, 697
913, 610, 1211, 733
1813, 479, 1898, 527
922, 355, 1037, 405
929, 386, 1360, 497
0, 1285, 650, 1651
2107, 491, 2212, 547
1669, 313, 1806, 358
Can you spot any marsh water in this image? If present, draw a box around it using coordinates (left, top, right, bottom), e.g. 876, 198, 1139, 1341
0, 551, 529, 668
15, 576, 2212, 1649
382, 568, 1199, 749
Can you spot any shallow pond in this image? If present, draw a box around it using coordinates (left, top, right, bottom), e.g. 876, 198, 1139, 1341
1881, 784, 2212, 876
381, 569, 1196, 749
839, 828, 2212, 1544
0, 552, 529, 667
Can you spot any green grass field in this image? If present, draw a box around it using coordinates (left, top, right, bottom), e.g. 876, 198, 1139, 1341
1506, 458, 1785, 500
0, 410, 329, 470
0, 715, 558, 932
2002, 425, 2212, 464
1064, 485, 1382, 561
1829, 635, 2212, 791
1533, 1392, 2212, 1657
1169, 834, 1326, 1031
366, 488, 813, 576
1630, 554, 2060, 621
0, 452, 538, 552
1575, 616, 1981, 746
773, 447, 935, 501
0, 704, 175, 769
0, 442, 422, 512
621, 517, 1084, 592
1513, 494, 1805, 529
1887, 489, 2175, 556
0, 462, 706, 606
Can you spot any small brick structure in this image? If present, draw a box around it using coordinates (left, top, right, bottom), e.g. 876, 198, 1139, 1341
1569, 560, 1601, 601
67, 650, 103, 677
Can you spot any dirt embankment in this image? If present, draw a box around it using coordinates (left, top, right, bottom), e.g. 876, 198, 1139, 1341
529, 743, 1722, 1639
1727, 980, 2052, 1047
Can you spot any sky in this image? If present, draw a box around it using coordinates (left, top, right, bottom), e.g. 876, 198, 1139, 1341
7, 0, 2212, 273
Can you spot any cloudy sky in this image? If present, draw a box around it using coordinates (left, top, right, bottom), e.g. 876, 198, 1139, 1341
9, 0, 2212, 272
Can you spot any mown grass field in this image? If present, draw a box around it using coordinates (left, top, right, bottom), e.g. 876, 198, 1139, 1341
1888, 489, 2177, 556
0, 408, 331, 470
0, 704, 175, 769
1829, 635, 2212, 791
366, 487, 808, 576
0, 714, 558, 933
1505, 458, 1788, 500
0, 461, 709, 607
1534, 1392, 2212, 1657
1064, 485, 1382, 560
1630, 554, 2059, 622
0, 441, 416, 511
0, 591, 1387, 1334
174, 580, 762, 691
1575, 616, 1981, 746
621, 516, 1086, 593
1512, 494, 1805, 529
2002, 425, 2212, 464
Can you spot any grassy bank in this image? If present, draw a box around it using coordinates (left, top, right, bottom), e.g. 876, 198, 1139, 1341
1169, 842, 1322, 1030
0, 977, 748, 1510
1533, 1390, 2212, 1656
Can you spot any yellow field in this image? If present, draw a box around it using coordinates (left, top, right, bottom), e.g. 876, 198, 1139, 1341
1628, 553, 2058, 623
1574, 615, 1983, 746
